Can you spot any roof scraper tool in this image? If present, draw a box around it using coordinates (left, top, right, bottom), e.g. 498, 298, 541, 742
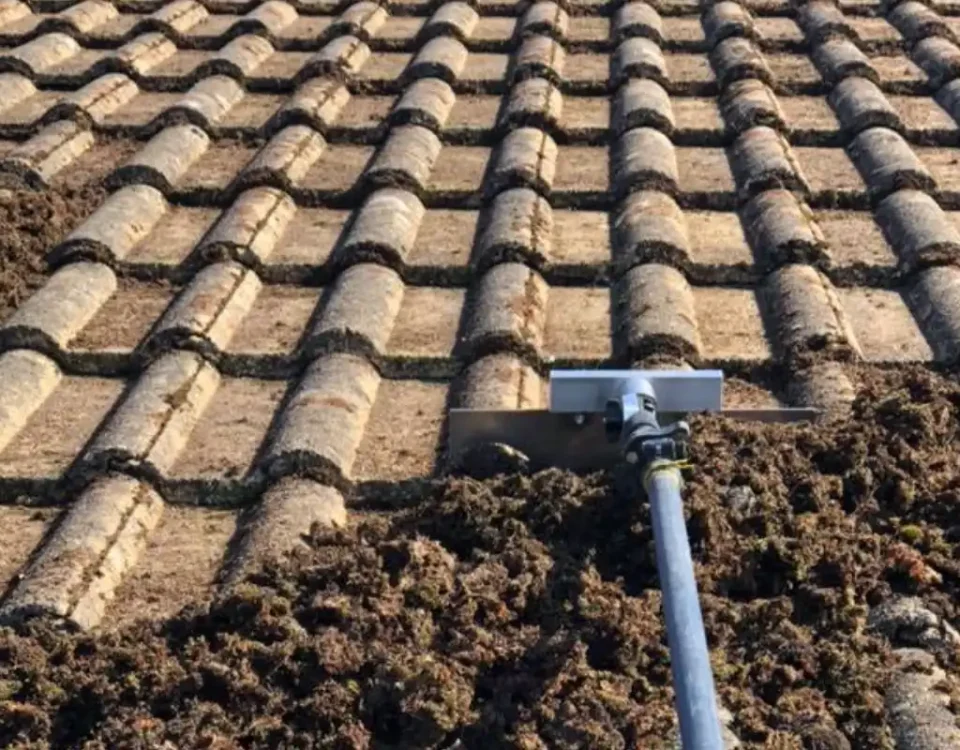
449, 370, 817, 749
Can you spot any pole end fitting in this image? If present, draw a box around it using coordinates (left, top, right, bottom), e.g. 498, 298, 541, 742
625, 420, 690, 467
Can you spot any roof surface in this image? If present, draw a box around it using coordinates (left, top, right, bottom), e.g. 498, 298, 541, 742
0, 0, 959, 629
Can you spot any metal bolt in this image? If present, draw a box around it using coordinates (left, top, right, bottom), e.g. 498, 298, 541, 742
625, 451, 639, 464
573, 413, 585, 426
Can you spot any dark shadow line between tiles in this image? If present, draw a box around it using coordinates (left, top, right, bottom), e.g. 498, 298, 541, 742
14, 73, 930, 99
106, 256, 904, 290
10, 344, 947, 385
6, 120, 959, 153
431, 371, 460, 478
0, 28, 839, 56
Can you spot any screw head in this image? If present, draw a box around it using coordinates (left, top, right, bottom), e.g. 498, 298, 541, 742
625, 451, 639, 464
573, 413, 585, 426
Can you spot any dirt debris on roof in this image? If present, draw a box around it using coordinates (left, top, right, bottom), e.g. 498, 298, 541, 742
1, 0, 960, 745
1, 367, 960, 749
0, 187, 103, 320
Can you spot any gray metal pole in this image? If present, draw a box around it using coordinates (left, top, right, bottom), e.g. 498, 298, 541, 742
644, 461, 724, 750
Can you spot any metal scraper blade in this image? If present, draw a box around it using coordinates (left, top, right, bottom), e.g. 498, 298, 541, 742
447, 407, 819, 471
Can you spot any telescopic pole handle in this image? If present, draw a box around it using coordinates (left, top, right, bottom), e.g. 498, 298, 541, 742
644, 462, 724, 750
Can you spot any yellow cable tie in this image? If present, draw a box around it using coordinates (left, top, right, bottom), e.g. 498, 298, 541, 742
642, 459, 694, 488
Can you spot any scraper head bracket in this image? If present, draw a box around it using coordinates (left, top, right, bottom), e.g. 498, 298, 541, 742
448, 369, 817, 471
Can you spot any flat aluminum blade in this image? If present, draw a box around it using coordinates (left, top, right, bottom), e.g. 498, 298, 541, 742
448, 408, 820, 471
448, 410, 616, 469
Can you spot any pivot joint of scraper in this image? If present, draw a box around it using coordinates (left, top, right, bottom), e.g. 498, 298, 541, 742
603, 378, 691, 468
624, 421, 690, 467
